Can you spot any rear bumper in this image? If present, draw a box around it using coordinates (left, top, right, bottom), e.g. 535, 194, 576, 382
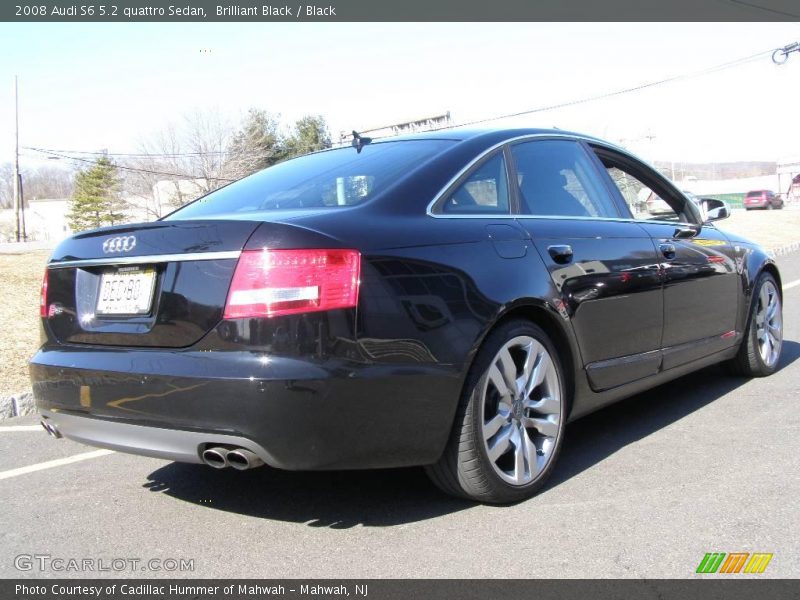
39, 410, 273, 465
30, 345, 462, 470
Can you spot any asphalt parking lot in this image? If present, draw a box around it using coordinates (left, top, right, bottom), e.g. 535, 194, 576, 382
1, 252, 799, 580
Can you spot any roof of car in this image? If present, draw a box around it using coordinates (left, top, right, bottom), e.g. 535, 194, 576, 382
386, 127, 604, 145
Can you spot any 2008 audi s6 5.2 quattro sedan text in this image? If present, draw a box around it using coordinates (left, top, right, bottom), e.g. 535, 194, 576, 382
31, 128, 784, 503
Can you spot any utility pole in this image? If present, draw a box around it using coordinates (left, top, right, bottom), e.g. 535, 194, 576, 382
13, 75, 20, 242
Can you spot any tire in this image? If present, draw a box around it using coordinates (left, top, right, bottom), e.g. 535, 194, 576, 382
426, 319, 567, 503
728, 272, 783, 377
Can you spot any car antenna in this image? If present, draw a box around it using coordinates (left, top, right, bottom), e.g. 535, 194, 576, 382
351, 130, 372, 154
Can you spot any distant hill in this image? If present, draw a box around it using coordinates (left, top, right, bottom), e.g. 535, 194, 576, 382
653, 161, 776, 181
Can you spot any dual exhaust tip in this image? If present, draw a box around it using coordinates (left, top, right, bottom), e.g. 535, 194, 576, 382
201, 446, 264, 471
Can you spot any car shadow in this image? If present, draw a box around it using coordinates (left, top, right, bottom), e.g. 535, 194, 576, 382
143, 460, 473, 528
546, 339, 800, 490
143, 340, 799, 527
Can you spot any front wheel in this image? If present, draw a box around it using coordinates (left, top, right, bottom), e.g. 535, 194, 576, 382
729, 273, 783, 377
426, 320, 566, 503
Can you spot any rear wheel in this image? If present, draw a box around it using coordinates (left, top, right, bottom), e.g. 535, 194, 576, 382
729, 273, 783, 377
426, 320, 566, 503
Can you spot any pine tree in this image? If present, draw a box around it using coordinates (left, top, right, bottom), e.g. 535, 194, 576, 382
285, 115, 332, 159
225, 108, 284, 178
67, 157, 125, 232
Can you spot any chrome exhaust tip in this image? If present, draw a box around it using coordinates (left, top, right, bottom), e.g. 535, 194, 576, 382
41, 420, 61, 438
201, 447, 230, 469
226, 448, 265, 471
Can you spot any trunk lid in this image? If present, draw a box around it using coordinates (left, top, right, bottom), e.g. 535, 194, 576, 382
45, 220, 260, 348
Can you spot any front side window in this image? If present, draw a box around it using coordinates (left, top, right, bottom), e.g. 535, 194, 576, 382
510, 140, 618, 218
597, 155, 691, 223
166, 139, 455, 219
605, 166, 681, 221
438, 152, 510, 215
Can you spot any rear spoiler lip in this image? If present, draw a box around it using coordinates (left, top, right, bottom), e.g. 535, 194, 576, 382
48, 250, 242, 270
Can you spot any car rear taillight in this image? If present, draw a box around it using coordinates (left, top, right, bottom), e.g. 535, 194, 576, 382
224, 249, 361, 319
39, 270, 49, 318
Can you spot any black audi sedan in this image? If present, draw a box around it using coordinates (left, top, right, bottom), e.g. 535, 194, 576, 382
32, 128, 784, 503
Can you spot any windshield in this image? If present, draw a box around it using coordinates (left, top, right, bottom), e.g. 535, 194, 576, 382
165, 139, 455, 219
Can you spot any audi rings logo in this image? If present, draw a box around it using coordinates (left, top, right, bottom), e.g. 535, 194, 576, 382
102, 236, 137, 253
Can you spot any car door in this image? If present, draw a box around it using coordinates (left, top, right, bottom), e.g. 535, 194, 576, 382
589, 144, 740, 370
508, 138, 664, 391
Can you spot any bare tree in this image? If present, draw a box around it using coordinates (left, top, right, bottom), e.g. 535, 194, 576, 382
124, 124, 187, 219
121, 107, 295, 220
124, 109, 238, 219
181, 109, 233, 192
0, 163, 13, 208
0, 163, 74, 208
24, 165, 75, 200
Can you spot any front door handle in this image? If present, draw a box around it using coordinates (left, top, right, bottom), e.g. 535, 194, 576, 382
548, 244, 573, 264
660, 243, 676, 259
673, 227, 698, 239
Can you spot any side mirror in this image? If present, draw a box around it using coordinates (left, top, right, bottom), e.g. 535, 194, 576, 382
701, 198, 731, 222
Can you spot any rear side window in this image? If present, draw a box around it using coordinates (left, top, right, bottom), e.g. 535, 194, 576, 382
166, 140, 455, 219
438, 152, 510, 215
511, 140, 618, 218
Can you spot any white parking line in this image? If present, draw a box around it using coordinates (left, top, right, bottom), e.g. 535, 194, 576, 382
784, 278, 800, 291
0, 450, 114, 481
0, 425, 44, 432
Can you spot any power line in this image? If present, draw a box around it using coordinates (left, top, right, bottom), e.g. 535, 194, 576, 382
29, 148, 236, 182
426, 46, 777, 133
24, 146, 232, 158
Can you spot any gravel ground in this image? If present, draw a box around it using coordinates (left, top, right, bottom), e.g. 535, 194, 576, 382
722, 207, 800, 251
0, 251, 48, 396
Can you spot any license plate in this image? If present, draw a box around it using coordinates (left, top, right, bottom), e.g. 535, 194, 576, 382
96, 266, 156, 315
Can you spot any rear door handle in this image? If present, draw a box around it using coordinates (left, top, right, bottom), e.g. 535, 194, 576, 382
547, 244, 573, 264
660, 243, 676, 259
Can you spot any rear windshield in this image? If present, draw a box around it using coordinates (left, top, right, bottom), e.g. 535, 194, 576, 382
165, 139, 455, 219
746, 191, 765, 197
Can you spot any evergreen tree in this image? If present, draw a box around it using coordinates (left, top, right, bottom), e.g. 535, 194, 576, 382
67, 157, 125, 232
226, 108, 284, 178
285, 115, 332, 158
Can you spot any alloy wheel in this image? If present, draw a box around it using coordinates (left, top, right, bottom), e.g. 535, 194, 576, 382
480, 336, 562, 486
755, 280, 782, 367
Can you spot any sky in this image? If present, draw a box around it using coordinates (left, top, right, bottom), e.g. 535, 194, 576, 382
0, 22, 799, 171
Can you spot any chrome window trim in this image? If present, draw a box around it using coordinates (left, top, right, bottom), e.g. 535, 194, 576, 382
420, 212, 695, 227
426, 133, 631, 218
48, 250, 242, 269
425, 132, 698, 226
